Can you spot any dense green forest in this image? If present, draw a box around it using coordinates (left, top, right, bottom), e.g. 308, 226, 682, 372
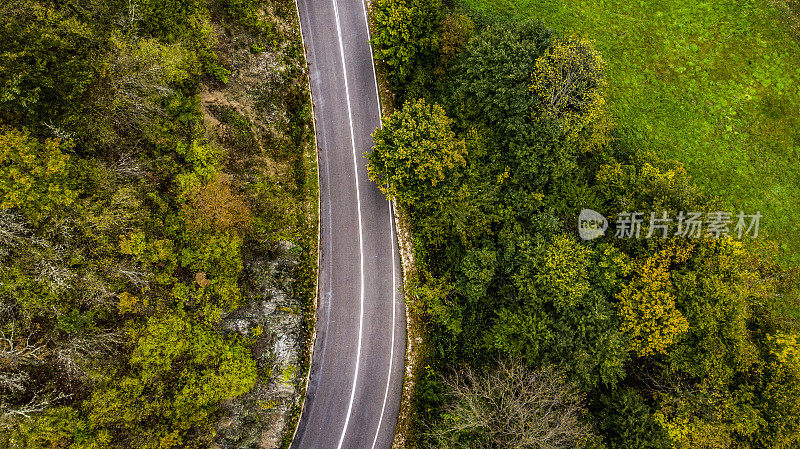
370, 0, 800, 448
0, 0, 316, 447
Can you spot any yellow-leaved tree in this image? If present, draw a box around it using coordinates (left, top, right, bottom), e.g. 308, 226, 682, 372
0, 130, 76, 222
530, 36, 611, 151
617, 241, 692, 357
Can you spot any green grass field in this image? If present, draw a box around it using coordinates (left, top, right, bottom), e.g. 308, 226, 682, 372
461, 0, 800, 264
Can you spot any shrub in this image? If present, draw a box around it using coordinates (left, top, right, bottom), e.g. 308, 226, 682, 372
371, 0, 442, 96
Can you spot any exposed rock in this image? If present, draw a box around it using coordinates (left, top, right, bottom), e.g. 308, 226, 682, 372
204, 5, 313, 448
216, 243, 305, 449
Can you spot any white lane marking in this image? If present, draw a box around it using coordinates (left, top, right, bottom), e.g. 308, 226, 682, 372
360, 0, 383, 121
360, 1, 399, 447
332, 0, 367, 446
361, 0, 397, 442
370, 202, 397, 449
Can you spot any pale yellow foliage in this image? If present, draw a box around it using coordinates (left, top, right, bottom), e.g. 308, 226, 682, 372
531, 36, 611, 151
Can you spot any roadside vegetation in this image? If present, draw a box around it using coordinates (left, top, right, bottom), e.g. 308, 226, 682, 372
369, 0, 800, 447
0, 0, 316, 447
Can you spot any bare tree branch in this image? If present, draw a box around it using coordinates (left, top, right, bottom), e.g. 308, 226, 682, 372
430, 361, 593, 449
0, 328, 47, 369
0, 391, 71, 421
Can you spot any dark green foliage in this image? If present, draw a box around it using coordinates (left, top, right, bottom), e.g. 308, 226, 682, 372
371, 0, 443, 100
0, 1, 109, 133
414, 365, 448, 424
490, 236, 629, 388
218, 0, 278, 38
381, 7, 800, 449
448, 21, 553, 136
221, 0, 261, 29
507, 120, 580, 198
134, 0, 203, 41
594, 387, 670, 449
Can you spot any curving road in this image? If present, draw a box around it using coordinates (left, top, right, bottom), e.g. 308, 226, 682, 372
291, 0, 405, 448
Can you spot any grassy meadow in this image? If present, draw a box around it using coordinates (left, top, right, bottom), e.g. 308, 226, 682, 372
461, 0, 800, 263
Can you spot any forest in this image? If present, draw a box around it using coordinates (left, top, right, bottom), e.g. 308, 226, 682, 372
0, 0, 316, 447
369, 0, 800, 447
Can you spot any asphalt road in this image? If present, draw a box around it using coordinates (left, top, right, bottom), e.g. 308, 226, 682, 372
291, 0, 405, 448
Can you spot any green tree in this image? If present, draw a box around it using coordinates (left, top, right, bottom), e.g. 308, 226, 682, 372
85, 313, 257, 448
448, 21, 553, 136
177, 233, 246, 322
0, 130, 76, 222
507, 119, 581, 197
371, 0, 442, 95
595, 159, 708, 218
0, 1, 106, 132
134, 0, 203, 41
634, 239, 770, 448
594, 388, 671, 449
435, 13, 475, 77
367, 99, 465, 210
753, 331, 800, 447
652, 385, 761, 449
490, 235, 629, 388
2, 406, 92, 449
668, 239, 760, 388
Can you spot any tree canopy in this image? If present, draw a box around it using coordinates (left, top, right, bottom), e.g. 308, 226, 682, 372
368, 98, 465, 210
376, 13, 800, 449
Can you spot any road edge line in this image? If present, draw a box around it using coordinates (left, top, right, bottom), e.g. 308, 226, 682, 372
358, 3, 421, 447
287, 0, 322, 446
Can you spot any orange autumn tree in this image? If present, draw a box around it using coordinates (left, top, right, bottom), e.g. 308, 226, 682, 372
182, 172, 251, 236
